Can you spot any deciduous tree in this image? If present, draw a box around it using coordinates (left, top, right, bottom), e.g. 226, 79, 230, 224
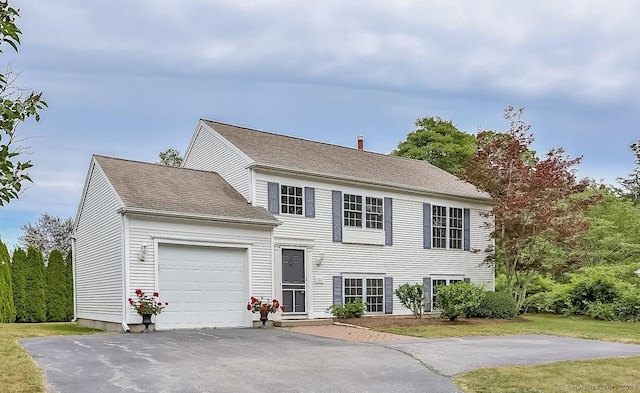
157, 148, 183, 167
19, 213, 73, 261
463, 106, 599, 312
393, 116, 476, 175
617, 137, 640, 205
0, 1, 47, 206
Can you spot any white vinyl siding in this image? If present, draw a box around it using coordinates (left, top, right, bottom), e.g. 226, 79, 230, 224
126, 216, 273, 324
182, 123, 253, 201
74, 162, 124, 322
254, 176, 494, 318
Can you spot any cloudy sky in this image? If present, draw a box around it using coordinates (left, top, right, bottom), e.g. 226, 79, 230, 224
1, 0, 639, 250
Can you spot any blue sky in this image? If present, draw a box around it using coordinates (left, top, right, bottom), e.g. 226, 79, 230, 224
1, 0, 639, 250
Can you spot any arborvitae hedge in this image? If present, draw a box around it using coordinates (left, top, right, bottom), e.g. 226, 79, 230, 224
23, 246, 46, 322
0, 241, 16, 323
46, 249, 68, 321
11, 247, 27, 322
65, 250, 74, 321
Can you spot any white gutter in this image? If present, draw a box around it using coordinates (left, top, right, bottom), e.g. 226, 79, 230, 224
121, 214, 130, 333
117, 207, 281, 227
71, 235, 77, 322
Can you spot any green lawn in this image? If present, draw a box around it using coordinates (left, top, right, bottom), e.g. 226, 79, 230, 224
0, 323, 100, 393
377, 314, 640, 392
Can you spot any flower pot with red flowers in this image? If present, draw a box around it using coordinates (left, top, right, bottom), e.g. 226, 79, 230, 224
246, 297, 285, 328
128, 289, 168, 332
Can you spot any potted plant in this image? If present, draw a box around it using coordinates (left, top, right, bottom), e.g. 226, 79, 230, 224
128, 289, 168, 332
246, 296, 284, 327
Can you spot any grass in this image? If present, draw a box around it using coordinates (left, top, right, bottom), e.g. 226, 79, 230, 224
379, 314, 640, 344
377, 314, 640, 392
0, 322, 100, 393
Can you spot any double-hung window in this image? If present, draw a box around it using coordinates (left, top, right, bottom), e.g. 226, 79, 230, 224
432, 205, 463, 249
431, 278, 463, 309
344, 194, 383, 230
280, 185, 303, 215
344, 277, 384, 313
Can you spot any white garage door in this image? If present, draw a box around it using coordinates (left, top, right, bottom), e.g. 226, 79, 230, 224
157, 244, 248, 330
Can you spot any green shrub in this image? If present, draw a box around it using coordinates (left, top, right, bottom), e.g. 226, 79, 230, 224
395, 283, 429, 318
613, 287, 640, 322
586, 301, 616, 321
437, 282, 485, 321
327, 298, 366, 319
469, 291, 516, 319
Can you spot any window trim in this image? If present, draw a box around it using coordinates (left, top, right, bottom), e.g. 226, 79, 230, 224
431, 205, 465, 250
431, 277, 464, 310
343, 193, 384, 231
280, 184, 304, 216
342, 275, 385, 314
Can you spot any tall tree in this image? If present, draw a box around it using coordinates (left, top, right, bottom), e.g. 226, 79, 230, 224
10, 246, 25, 321
617, 137, 640, 205
22, 246, 46, 322
157, 148, 183, 167
19, 213, 73, 261
463, 106, 599, 311
64, 250, 73, 320
393, 116, 476, 175
45, 249, 67, 321
0, 1, 47, 206
0, 240, 15, 322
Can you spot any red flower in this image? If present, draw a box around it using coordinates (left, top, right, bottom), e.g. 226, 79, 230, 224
157, 302, 162, 306
247, 303, 252, 311
251, 296, 258, 304
153, 292, 159, 297
165, 302, 169, 305
281, 306, 285, 311
135, 289, 142, 295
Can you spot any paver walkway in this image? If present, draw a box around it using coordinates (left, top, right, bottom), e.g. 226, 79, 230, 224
286, 323, 412, 342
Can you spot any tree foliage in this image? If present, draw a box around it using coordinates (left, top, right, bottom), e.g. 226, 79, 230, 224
463, 106, 599, 312
393, 116, 476, 175
0, 1, 47, 206
395, 283, 429, 318
22, 246, 46, 322
617, 137, 640, 205
45, 249, 68, 321
0, 240, 15, 322
19, 213, 73, 261
10, 246, 25, 321
157, 148, 183, 167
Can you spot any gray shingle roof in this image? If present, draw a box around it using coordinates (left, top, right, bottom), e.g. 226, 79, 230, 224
202, 120, 491, 201
94, 155, 278, 224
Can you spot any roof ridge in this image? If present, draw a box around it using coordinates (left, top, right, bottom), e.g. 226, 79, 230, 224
93, 154, 221, 176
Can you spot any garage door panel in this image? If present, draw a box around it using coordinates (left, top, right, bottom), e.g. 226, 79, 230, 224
157, 244, 248, 330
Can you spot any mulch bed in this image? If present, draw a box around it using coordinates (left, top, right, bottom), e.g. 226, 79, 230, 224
339, 315, 528, 329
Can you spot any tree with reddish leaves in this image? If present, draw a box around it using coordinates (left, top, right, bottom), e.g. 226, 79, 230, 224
463, 106, 599, 312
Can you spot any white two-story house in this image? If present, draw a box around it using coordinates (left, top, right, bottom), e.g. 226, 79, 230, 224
73, 119, 493, 332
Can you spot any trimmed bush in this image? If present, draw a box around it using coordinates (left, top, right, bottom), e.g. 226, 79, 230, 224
436, 282, 485, 321
395, 283, 429, 318
327, 298, 366, 319
469, 291, 516, 319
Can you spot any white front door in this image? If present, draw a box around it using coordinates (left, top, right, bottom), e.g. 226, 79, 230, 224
281, 249, 305, 314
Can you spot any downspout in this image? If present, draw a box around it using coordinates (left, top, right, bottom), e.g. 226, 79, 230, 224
121, 213, 130, 332
71, 236, 77, 322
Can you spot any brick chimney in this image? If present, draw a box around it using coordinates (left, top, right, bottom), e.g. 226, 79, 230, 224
357, 135, 364, 151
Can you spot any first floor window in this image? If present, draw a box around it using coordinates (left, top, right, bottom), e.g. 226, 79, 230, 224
432, 278, 463, 309
281, 185, 303, 215
344, 277, 384, 313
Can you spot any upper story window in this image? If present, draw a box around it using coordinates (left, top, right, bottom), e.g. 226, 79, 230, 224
344, 194, 383, 229
343, 194, 363, 227
281, 185, 303, 215
432, 205, 463, 249
365, 197, 383, 229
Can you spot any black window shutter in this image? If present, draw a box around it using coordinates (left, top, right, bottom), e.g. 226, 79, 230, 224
423, 203, 432, 249
423, 276, 432, 312
332, 190, 342, 243
332, 276, 343, 305
463, 208, 471, 251
305, 187, 315, 218
384, 276, 393, 314
384, 197, 393, 246
267, 182, 280, 214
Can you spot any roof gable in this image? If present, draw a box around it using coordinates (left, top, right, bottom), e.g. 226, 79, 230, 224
202, 120, 491, 201
93, 155, 277, 224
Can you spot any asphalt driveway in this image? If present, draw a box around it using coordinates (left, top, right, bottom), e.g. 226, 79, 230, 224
20, 328, 640, 393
